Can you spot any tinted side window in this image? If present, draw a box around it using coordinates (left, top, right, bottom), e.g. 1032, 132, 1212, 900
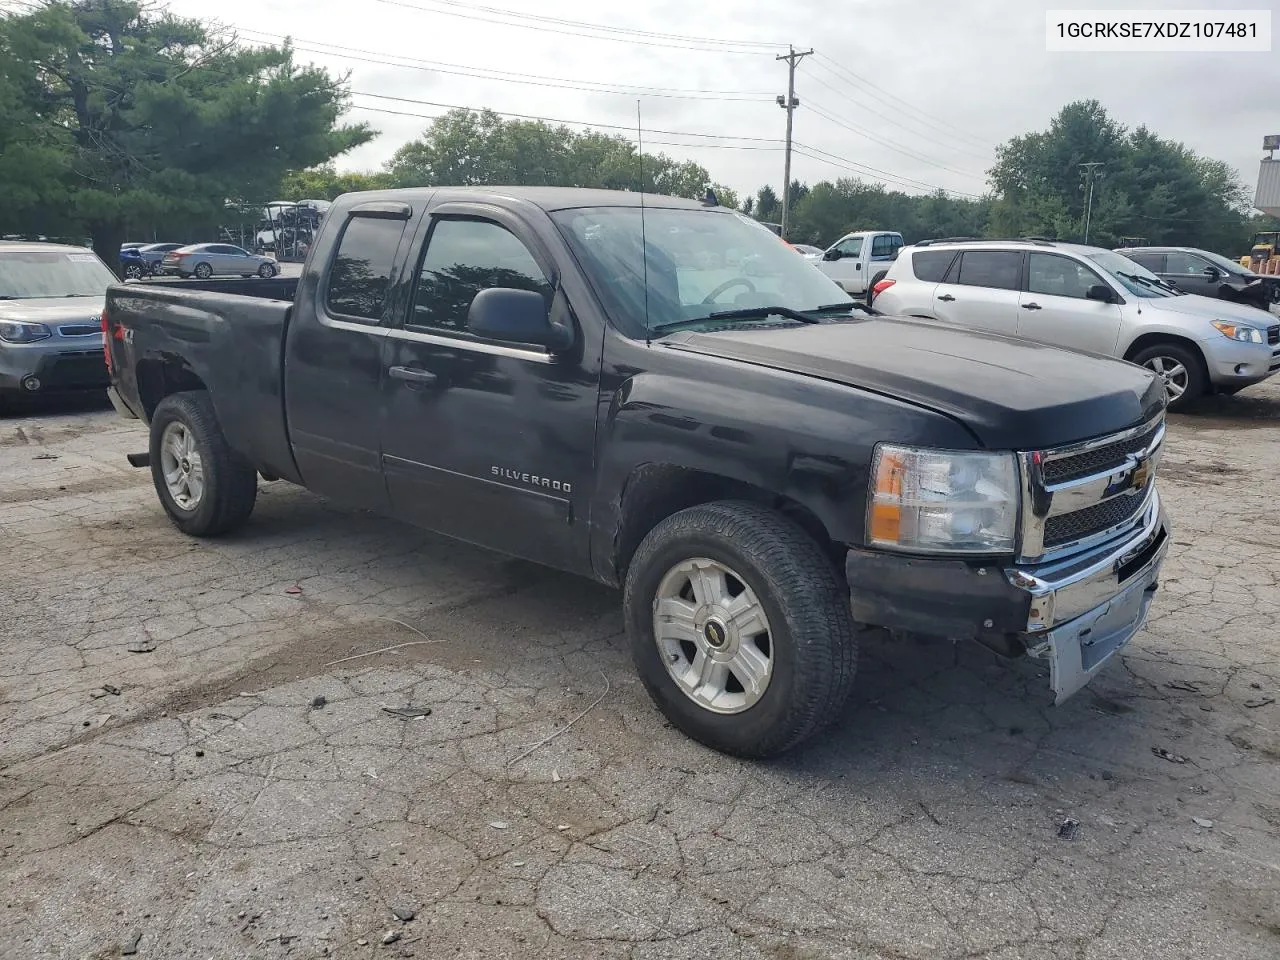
1027, 254, 1106, 300
411, 218, 551, 334
956, 251, 1022, 291
911, 250, 955, 282
324, 215, 407, 323
1127, 253, 1165, 272
1165, 252, 1209, 274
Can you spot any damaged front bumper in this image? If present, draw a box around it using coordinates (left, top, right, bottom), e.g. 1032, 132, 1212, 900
845, 488, 1169, 704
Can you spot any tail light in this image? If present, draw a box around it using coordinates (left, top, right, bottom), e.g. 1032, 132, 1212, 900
872, 278, 896, 296
101, 309, 112, 374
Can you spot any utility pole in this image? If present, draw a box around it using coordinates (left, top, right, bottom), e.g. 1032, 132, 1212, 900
1080, 162, 1103, 244
776, 45, 813, 241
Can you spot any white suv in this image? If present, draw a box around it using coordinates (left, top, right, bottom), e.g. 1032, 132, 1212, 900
871, 238, 1280, 409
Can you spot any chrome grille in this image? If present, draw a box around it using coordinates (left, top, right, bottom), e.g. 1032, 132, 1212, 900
1041, 418, 1162, 485
1043, 491, 1147, 548
1020, 414, 1164, 562
1268, 324, 1279, 346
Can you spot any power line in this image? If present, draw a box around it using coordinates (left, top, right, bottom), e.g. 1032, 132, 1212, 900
798, 62, 993, 162
230, 29, 774, 102
801, 99, 988, 183
372, 0, 783, 54
348, 91, 785, 144
811, 51, 994, 151
791, 141, 984, 199
347, 103, 784, 153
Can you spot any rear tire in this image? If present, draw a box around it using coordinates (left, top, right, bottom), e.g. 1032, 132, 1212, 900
623, 501, 858, 758
1131, 342, 1206, 412
193, 262, 213, 280
149, 392, 257, 537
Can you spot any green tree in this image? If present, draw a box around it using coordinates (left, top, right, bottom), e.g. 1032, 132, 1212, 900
754, 185, 781, 224
0, 0, 371, 270
987, 100, 1249, 251
384, 108, 723, 203
278, 165, 392, 201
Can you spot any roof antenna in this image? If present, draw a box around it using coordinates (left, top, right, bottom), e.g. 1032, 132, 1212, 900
637, 99, 651, 346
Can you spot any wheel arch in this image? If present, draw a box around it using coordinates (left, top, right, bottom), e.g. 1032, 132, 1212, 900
609, 463, 840, 587
136, 356, 209, 420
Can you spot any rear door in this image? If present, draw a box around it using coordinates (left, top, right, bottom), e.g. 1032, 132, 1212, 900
377, 203, 599, 573
929, 249, 1023, 335
283, 202, 415, 510
1163, 250, 1217, 296
1017, 252, 1124, 355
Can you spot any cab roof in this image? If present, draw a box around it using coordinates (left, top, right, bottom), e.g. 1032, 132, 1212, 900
332, 185, 722, 213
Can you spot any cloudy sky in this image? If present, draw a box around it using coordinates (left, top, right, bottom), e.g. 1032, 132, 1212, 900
164, 0, 1278, 203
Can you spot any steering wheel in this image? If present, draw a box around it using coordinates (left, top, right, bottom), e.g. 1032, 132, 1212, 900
701, 278, 757, 304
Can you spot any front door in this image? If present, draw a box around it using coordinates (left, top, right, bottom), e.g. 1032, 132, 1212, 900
283, 207, 414, 510
929, 249, 1023, 336
823, 235, 866, 292
1017, 252, 1124, 355
1163, 250, 1218, 297
378, 208, 599, 573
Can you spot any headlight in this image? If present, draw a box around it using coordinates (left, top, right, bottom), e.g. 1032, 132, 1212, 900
0, 320, 52, 343
1211, 320, 1263, 344
867, 444, 1019, 553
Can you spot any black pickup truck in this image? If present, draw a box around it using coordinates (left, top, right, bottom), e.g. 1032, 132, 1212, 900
104, 187, 1170, 757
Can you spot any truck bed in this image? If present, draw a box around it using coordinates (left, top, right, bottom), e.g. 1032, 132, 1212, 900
105, 277, 301, 484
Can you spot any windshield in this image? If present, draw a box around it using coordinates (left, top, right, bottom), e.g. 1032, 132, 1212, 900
1086, 250, 1180, 299
0, 249, 117, 299
551, 206, 848, 335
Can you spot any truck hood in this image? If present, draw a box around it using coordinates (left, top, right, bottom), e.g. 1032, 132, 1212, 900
664, 316, 1164, 450
0, 296, 105, 324
1139, 292, 1274, 324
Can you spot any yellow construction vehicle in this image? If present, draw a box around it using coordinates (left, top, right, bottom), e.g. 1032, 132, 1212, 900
1240, 231, 1280, 274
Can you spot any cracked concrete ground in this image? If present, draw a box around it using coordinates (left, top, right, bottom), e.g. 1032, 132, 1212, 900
2, 382, 1280, 960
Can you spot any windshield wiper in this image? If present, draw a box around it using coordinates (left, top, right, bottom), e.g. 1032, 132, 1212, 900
651, 305, 822, 334
1118, 271, 1180, 294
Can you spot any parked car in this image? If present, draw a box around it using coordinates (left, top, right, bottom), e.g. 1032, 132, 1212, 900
1118, 245, 1280, 309
137, 242, 186, 268
159, 243, 278, 279
872, 238, 1280, 410
812, 230, 904, 296
119, 246, 154, 280
104, 187, 1171, 757
0, 241, 115, 405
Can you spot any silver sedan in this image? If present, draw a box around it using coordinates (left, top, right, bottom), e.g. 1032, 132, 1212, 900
159, 244, 279, 279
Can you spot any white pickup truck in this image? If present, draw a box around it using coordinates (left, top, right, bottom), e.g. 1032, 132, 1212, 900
807, 230, 904, 297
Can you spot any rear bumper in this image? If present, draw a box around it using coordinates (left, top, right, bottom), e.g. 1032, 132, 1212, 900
846, 488, 1169, 703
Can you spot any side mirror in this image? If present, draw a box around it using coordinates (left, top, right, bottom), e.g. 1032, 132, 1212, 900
1085, 284, 1116, 303
467, 287, 571, 350
1203, 266, 1220, 280
823, 249, 842, 262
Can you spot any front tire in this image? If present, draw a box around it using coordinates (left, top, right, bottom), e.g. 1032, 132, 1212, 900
149, 392, 257, 536
1131, 342, 1206, 411
258, 263, 276, 279
624, 501, 858, 758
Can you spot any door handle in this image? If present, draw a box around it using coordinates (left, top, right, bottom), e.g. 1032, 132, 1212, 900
1021, 302, 1042, 310
388, 365, 437, 385
854, 262, 862, 270
937, 294, 955, 302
